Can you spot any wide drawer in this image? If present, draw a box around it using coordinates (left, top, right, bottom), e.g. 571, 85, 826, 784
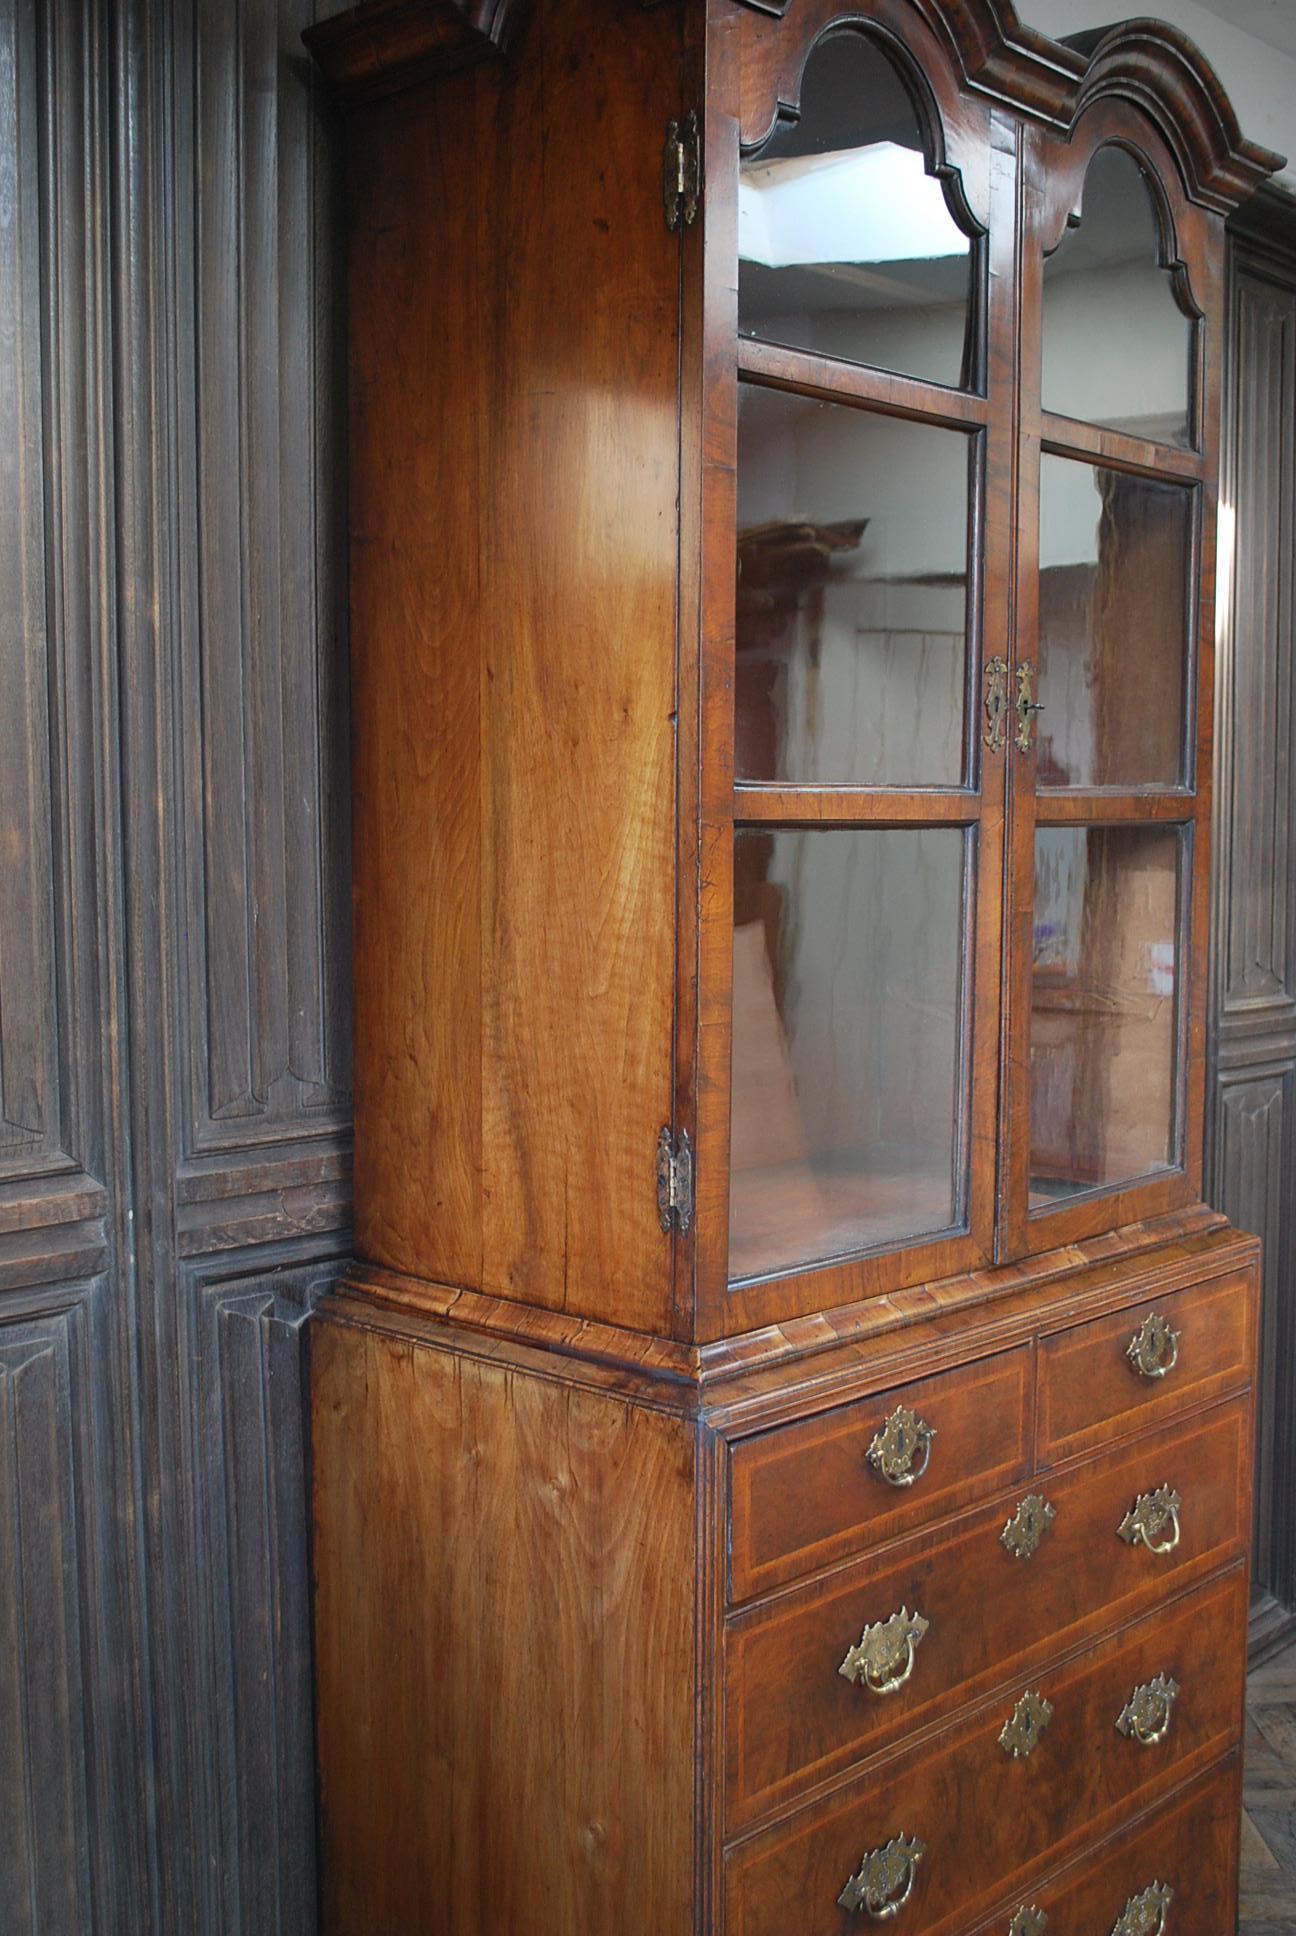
723, 1565, 1247, 1936
968, 1755, 1241, 1936
725, 1398, 1249, 1830
728, 1347, 1032, 1603
1037, 1263, 1254, 1467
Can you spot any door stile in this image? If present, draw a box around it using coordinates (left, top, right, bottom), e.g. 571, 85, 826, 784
688, 0, 743, 1341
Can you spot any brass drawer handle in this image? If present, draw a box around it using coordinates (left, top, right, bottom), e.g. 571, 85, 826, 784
1001, 1492, 1056, 1561
838, 1835, 926, 1919
1118, 1485, 1181, 1555
998, 1688, 1054, 1759
1117, 1674, 1180, 1748
1008, 1911, 1047, 1936
1127, 1312, 1181, 1381
867, 1406, 935, 1489
1111, 1881, 1173, 1935
839, 1607, 930, 1696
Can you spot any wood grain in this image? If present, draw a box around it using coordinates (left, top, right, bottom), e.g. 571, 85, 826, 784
725, 1397, 1250, 1831
1036, 1263, 1254, 1464
724, 1565, 1248, 1936
312, 1316, 698, 1936
345, 0, 682, 1332
728, 1347, 1032, 1602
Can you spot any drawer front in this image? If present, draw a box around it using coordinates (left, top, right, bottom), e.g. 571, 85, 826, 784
969, 1756, 1240, 1936
725, 1399, 1249, 1830
723, 1566, 1246, 1936
1037, 1265, 1254, 1467
728, 1348, 1032, 1603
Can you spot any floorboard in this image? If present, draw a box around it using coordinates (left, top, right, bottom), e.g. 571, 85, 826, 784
1241, 1637, 1296, 1932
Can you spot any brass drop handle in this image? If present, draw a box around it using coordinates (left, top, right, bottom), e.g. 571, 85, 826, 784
1127, 1311, 1181, 1381
839, 1608, 930, 1697
838, 1835, 926, 1919
1014, 660, 1045, 753
1118, 1485, 1182, 1556
867, 1405, 935, 1489
1117, 1674, 1180, 1748
1111, 1881, 1174, 1935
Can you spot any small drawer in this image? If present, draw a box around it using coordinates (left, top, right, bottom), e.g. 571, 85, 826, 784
1037, 1264, 1255, 1467
968, 1756, 1240, 1936
724, 1398, 1249, 1831
728, 1347, 1032, 1603
723, 1565, 1247, 1936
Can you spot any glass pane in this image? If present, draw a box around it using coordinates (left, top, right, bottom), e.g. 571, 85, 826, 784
1037, 456, 1192, 789
730, 826, 968, 1282
1030, 825, 1184, 1209
738, 30, 974, 389
1042, 146, 1195, 447
736, 385, 970, 786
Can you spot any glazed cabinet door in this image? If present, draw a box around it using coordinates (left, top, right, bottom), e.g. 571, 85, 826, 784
1001, 106, 1225, 1256
690, 5, 1017, 1334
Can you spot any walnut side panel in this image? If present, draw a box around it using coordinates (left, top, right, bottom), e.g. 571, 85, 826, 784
312, 1315, 699, 1936
346, 0, 682, 1331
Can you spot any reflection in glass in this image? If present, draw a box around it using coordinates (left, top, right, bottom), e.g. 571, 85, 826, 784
729, 826, 967, 1283
739, 30, 974, 388
1042, 145, 1195, 447
1030, 826, 1183, 1209
736, 385, 971, 786
1036, 455, 1192, 788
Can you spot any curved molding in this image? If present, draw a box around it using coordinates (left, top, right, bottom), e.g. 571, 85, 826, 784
732, 0, 1285, 213
1070, 20, 1284, 216
304, 0, 528, 102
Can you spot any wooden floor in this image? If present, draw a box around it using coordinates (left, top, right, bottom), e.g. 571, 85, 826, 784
1240, 1637, 1296, 1933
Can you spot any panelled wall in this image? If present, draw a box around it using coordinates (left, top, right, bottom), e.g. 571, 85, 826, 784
1211, 191, 1296, 1653
3, 0, 1296, 1925
0, 0, 349, 1930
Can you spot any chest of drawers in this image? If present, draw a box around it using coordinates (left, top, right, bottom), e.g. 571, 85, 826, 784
313, 1223, 1258, 1933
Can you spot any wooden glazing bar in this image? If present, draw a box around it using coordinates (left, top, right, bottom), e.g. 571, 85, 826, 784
1034, 791, 1195, 825
1040, 411, 1205, 483
737, 338, 989, 429
734, 787, 982, 828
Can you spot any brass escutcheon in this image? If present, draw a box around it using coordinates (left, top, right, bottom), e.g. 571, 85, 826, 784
1014, 659, 1045, 753
839, 1608, 930, 1697
1118, 1485, 1182, 1556
1127, 1311, 1181, 1381
838, 1834, 927, 1920
867, 1406, 936, 1489
984, 655, 1009, 754
1117, 1675, 1180, 1748
999, 1688, 1054, 1760
1008, 1910, 1048, 1936
1111, 1881, 1174, 1936
1001, 1493, 1056, 1561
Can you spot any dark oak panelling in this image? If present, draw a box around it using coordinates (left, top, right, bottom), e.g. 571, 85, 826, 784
0, 0, 352, 1927
1211, 220, 1296, 1633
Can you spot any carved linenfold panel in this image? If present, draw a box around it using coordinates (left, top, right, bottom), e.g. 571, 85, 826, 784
182, 1257, 331, 1935
0, 1296, 105, 1934
173, 0, 351, 1155
0, 0, 91, 1189
1217, 274, 1296, 1021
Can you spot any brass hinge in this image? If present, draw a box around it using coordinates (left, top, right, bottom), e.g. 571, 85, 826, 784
664, 112, 701, 231
657, 1126, 694, 1235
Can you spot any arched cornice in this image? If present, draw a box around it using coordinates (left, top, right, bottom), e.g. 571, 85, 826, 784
304, 0, 529, 103
733, 0, 1284, 214
1067, 20, 1283, 216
